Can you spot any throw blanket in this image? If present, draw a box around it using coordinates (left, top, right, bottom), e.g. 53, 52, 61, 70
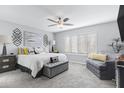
18, 53, 68, 78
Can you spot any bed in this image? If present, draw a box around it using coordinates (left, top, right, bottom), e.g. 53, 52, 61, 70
17, 53, 68, 78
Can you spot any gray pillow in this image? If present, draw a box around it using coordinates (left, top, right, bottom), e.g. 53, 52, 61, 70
50, 56, 59, 63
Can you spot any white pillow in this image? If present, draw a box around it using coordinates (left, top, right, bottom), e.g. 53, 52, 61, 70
35, 47, 44, 54
28, 47, 35, 55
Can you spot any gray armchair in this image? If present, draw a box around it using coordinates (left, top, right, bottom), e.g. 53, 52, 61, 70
86, 59, 115, 80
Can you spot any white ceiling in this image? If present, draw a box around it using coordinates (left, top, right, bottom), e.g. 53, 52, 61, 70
0, 5, 120, 32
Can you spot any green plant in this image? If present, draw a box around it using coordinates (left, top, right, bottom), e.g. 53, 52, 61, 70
109, 38, 124, 53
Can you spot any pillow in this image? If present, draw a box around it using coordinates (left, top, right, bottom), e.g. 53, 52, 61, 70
18, 48, 24, 55
88, 53, 96, 59
88, 53, 107, 62
28, 47, 35, 55
44, 47, 49, 53
34, 47, 44, 54
119, 54, 124, 61
18, 48, 21, 55
23, 48, 28, 55
50, 56, 59, 63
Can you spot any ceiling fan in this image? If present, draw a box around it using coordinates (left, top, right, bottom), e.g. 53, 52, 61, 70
47, 16, 74, 28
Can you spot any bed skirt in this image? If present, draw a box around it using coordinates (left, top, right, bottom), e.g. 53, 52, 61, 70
16, 61, 69, 78
16, 64, 43, 78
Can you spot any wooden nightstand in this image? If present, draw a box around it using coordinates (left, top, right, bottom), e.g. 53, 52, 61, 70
0, 55, 17, 73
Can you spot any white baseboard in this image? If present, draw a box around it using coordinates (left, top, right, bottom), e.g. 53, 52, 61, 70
69, 60, 86, 65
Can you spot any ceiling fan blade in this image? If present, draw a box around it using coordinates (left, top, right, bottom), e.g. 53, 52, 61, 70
63, 18, 69, 22
48, 18, 58, 23
48, 24, 57, 27
63, 23, 74, 26
56, 16, 62, 20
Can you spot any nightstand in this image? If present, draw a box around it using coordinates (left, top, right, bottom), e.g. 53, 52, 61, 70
0, 55, 17, 73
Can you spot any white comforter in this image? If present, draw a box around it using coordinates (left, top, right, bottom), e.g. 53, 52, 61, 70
17, 53, 68, 78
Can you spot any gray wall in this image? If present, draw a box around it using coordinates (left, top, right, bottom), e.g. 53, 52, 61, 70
55, 21, 120, 63
0, 20, 54, 55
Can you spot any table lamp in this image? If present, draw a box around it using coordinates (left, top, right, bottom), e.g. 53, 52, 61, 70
0, 35, 12, 55
52, 40, 56, 52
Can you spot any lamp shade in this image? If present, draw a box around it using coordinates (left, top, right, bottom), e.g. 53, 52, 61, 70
52, 40, 56, 45
0, 35, 12, 44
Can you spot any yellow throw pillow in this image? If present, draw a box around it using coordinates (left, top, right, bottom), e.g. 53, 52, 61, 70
88, 53, 96, 59
18, 48, 21, 55
88, 53, 107, 62
23, 48, 28, 55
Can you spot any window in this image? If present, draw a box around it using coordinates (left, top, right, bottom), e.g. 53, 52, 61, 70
64, 37, 71, 53
71, 36, 78, 53
78, 35, 88, 53
64, 33, 97, 54
87, 34, 97, 53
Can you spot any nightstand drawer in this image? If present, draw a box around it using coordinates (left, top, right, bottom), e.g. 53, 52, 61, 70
0, 55, 16, 73
0, 56, 16, 63
0, 64, 16, 73
0, 67, 16, 73
0, 61, 16, 65
0, 63, 15, 68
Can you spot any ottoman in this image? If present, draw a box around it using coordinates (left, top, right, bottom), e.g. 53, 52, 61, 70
43, 61, 69, 78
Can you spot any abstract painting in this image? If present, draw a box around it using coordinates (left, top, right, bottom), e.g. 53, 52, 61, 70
12, 28, 22, 46
23, 31, 42, 47
43, 34, 49, 47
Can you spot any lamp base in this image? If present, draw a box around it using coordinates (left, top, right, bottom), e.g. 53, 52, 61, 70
52, 46, 54, 52
2, 43, 7, 55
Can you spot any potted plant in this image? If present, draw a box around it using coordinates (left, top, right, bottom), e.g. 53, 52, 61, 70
109, 38, 124, 53
109, 38, 124, 59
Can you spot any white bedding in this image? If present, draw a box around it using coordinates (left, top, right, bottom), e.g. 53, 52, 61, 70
17, 53, 68, 78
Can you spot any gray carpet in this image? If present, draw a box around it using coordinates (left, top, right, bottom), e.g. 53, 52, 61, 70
0, 63, 115, 88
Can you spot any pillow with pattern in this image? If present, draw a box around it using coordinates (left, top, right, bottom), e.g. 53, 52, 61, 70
28, 47, 35, 55
50, 56, 59, 63
34, 47, 44, 54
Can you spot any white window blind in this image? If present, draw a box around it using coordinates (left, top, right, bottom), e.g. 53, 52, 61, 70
64, 33, 97, 54
64, 37, 71, 53
87, 34, 97, 53
78, 35, 88, 53
71, 36, 78, 53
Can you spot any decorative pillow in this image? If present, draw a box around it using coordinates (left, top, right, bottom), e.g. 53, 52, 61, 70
50, 56, 59, 63
88, 53, 107, 62
18, 47, 29, 55
34, 47, 44, 54
23, 48, 28, 55
18, 48, 24, 55
28, 47, 35, 55
18, 48, 21, 55
119, 54, 124, 61
88, 53, 96, 59
44, 47, 49, 53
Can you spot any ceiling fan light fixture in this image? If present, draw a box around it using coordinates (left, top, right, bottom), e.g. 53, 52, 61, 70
47, 16, 73, 28
57, 24, 63, 28
57, 21, 64, 28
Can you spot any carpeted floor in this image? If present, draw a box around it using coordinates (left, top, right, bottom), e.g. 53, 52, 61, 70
0, 63, 115, 88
